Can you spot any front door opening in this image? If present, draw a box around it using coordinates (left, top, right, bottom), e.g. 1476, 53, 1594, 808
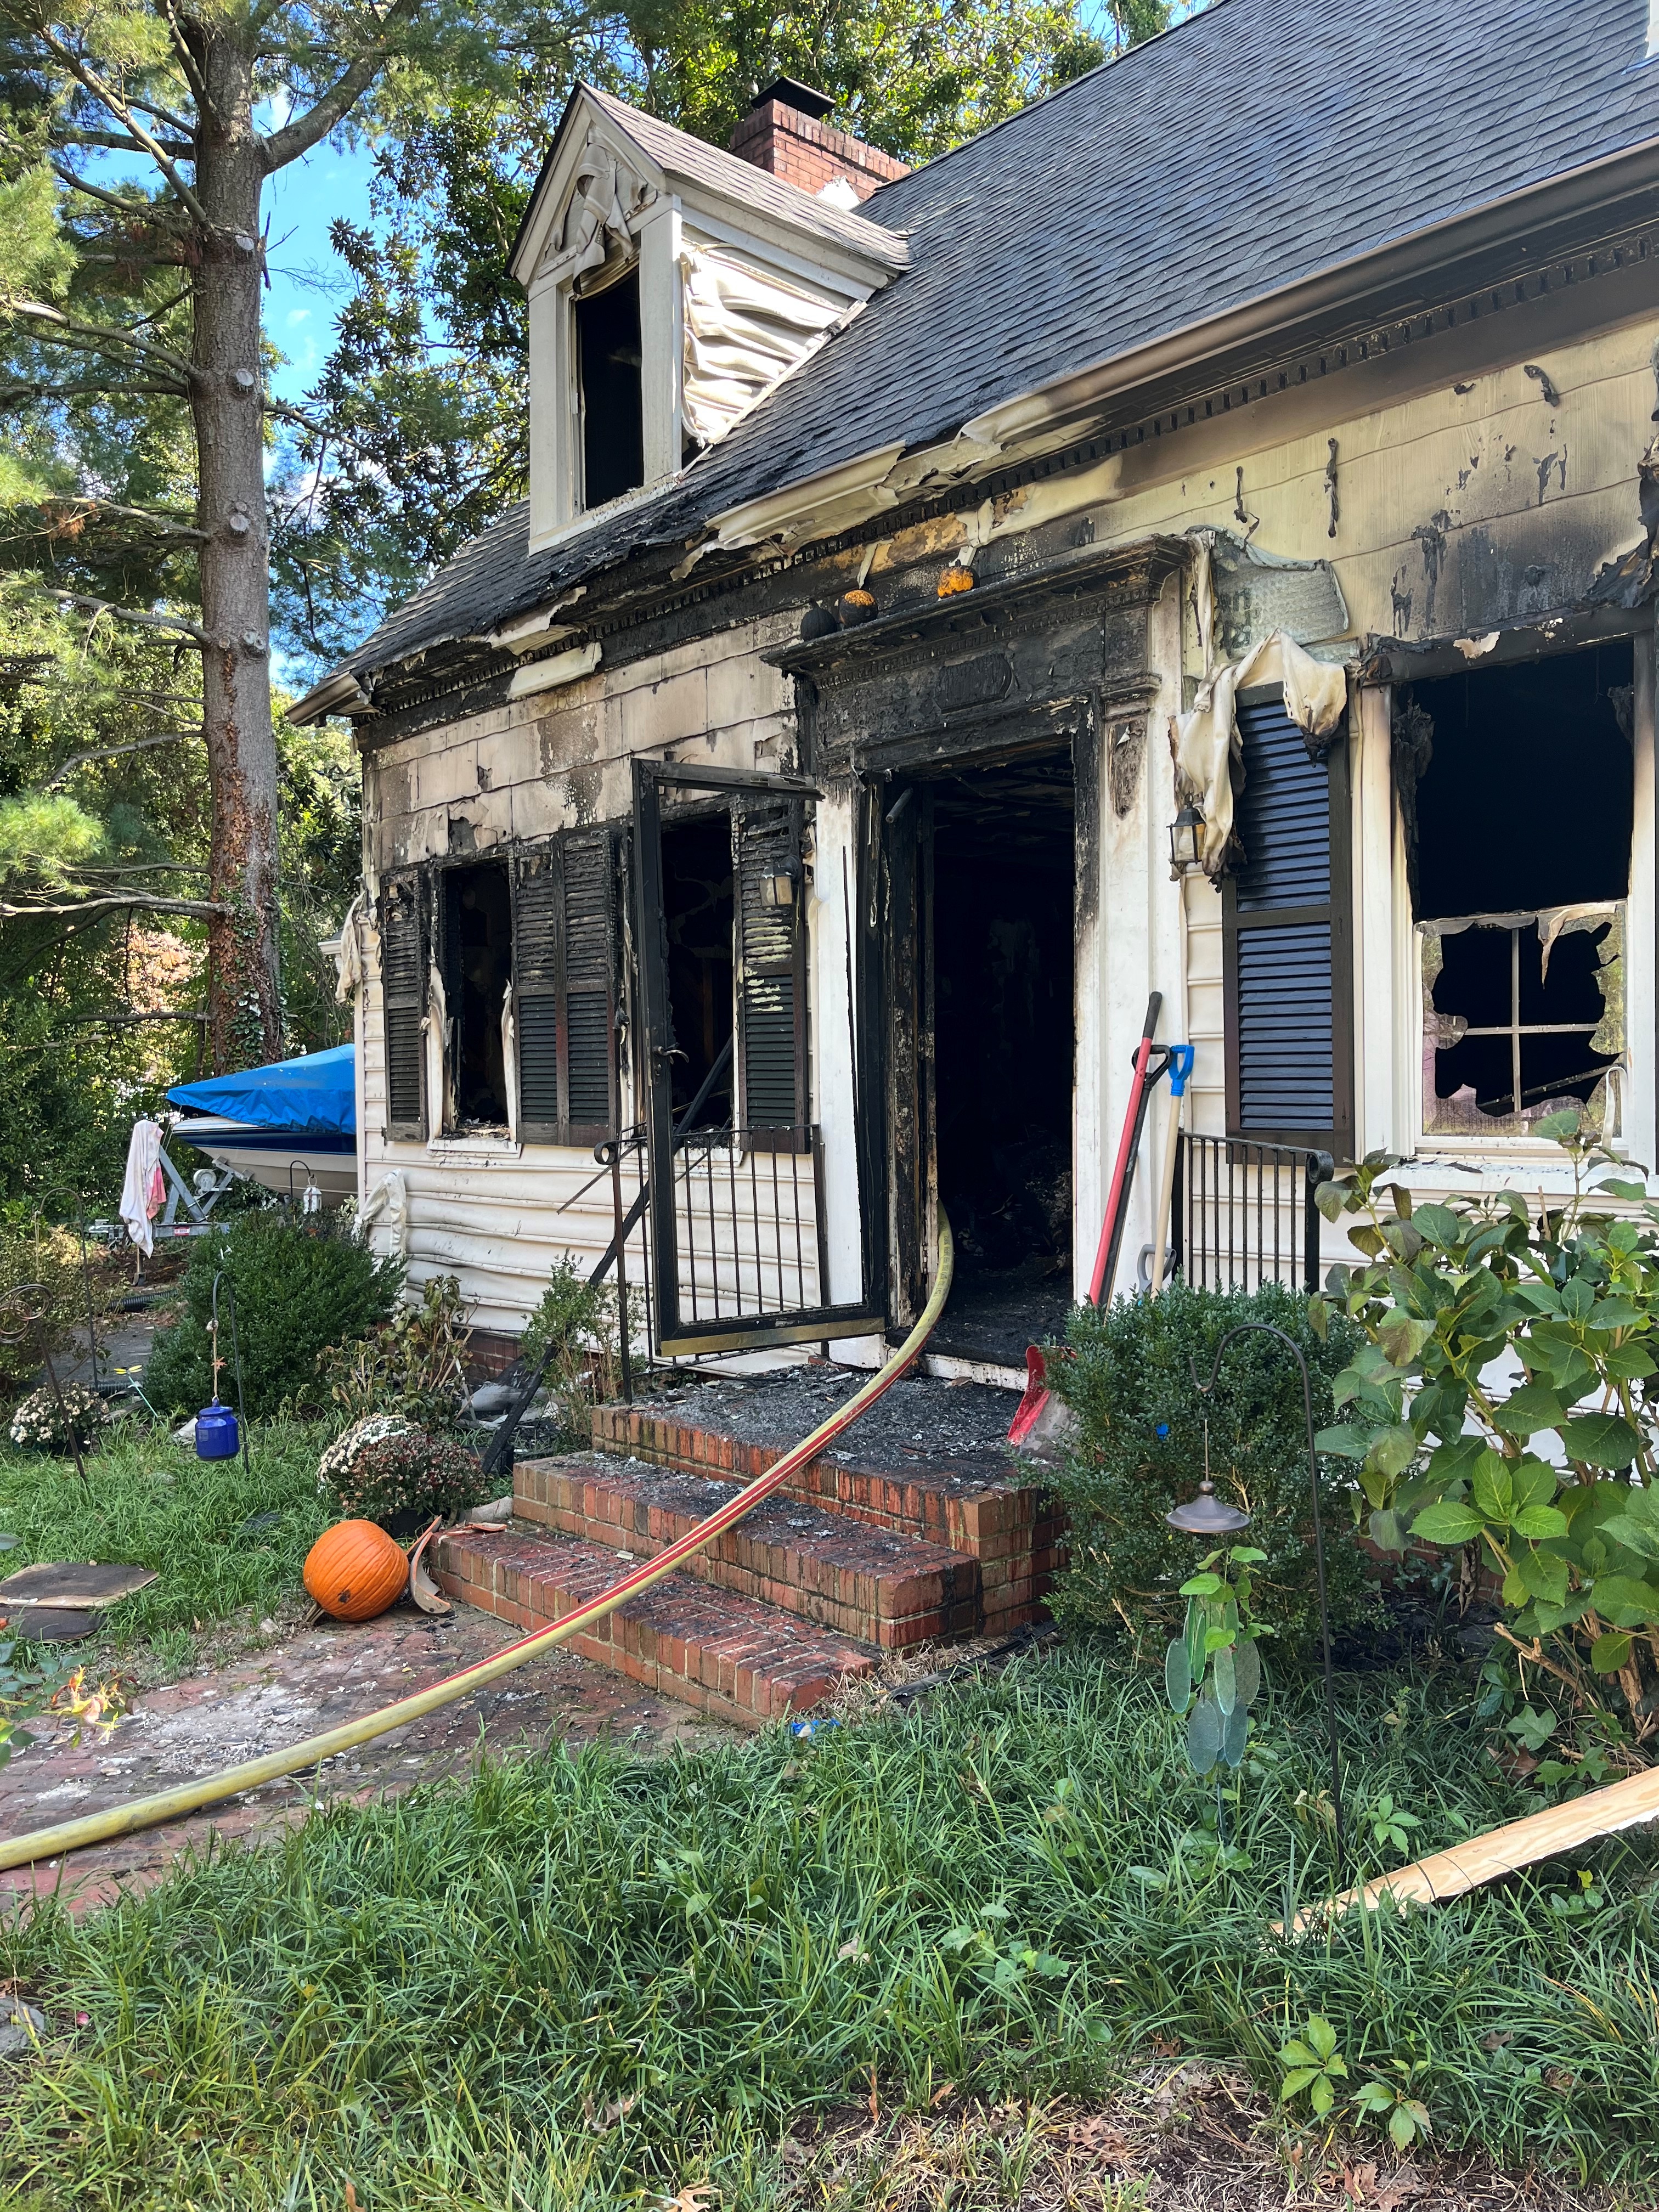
1408, 641, 1633, 1141
443, 861, 512, 1127
660, 810, 735, 1126
929, 751, 1075, 1364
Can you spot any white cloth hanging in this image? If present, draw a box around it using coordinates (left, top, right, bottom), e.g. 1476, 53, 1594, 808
120, 1118, 163, 1256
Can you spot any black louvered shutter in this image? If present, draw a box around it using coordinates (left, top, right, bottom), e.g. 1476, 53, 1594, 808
514, 848, 562, 1140
512, 831, 617, 1143
1223, 692, 1352, 1155
562, 829, 617, 1136
735, 799, 805, 1143
380, 874, 426, 1139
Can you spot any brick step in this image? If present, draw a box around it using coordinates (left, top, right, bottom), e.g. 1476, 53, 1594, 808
516, 1452, 981, 1648
434, 1525, 877, 1728
591, 1373, 1062, 1634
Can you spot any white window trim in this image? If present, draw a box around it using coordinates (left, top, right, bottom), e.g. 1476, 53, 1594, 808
1351, 636, 1656, 1177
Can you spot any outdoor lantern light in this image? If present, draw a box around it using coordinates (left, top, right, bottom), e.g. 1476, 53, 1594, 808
1179, 1323, 1348, 1872
1168, 801, 1204, 874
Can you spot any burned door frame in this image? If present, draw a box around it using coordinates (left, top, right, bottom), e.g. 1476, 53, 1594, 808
632, 758, 887, 1355
774, 537, 1181, 1335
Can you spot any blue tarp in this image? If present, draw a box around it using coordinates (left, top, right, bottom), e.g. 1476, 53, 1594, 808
168, 1044, 357, 1136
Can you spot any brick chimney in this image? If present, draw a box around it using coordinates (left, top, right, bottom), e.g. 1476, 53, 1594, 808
728, 77, 909, 205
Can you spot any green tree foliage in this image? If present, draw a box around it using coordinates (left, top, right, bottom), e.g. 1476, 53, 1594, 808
276, 0, 1183, 661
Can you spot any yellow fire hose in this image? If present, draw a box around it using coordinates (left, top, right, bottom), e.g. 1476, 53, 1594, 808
0, 1216, 955, 1875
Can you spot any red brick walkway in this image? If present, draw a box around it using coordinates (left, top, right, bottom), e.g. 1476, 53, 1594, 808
0, 1603, 734, 1917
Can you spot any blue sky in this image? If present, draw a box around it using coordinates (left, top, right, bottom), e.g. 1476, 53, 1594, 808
261, 134, 378, 405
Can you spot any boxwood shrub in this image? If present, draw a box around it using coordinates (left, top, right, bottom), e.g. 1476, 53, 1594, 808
1043, 1280, 1379, 1658
143, 1213, 403, 1419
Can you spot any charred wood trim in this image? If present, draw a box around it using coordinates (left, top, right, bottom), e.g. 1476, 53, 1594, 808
1359, 605, 1644, 685
770, 541, 1184, 674
834, 697, 1096, 781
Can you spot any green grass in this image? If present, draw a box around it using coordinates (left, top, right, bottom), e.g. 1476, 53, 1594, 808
3, 1647, 1657, 2208
0, 1420, 334, 1677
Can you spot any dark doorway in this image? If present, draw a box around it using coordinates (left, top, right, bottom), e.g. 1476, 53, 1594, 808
660, 810, 735, 1125
442, 862, 512, 1127
576, 269, 644, 510
927, 751, 1075, 1364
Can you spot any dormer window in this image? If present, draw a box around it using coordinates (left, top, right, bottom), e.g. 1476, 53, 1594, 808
510, 84, 910, 551
576, 267, 644, 507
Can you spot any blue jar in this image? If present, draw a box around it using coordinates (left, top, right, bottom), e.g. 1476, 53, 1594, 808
195, 1402, 240, 1460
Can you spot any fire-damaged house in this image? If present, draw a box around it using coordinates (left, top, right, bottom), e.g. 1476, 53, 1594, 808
296, 0, 1659, 1411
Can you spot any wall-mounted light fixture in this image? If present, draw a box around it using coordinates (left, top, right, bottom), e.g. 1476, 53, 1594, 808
1169, 801, 1204, 874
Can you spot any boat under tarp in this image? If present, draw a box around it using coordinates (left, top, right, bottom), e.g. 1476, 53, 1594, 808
167, 1045, 358, 1204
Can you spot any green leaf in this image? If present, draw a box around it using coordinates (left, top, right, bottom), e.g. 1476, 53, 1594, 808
1593, 1177, 1649, 1201
1602, 1342, 1657, 1381
1212, 1643, 1237, 1717
1280, 2066, 1321, 2100
1557, 1412, 1642, 1469
1512, 1504, 1570, 1539
1493, 1382, 1565, 1436
1412, 1202, 1462, 1245
1368, 1508, 1409, 1555
1163, 1637, 1192, 1715
1412, 1501, 1487, 1545
1560, 1278, 1596, 1322
1515, 1546, 1570, 1605
1534, 1108, 1583, 1142
1590, 1630, 1632, 1674
1307, 1294, 1329, 1343
1221, 1699, 1250, 1768
1363, 1423, 1420, 1481
1186, 1697, 1222, 1775
1179, 1572, 1224, 1598
1585, 1575, 1659, 1626
1378, 1312, 1432, 1367
1314, 1178, 1351, 1223
1305, 2016, 1340, 2064
1471, 1453, 1515, 1523
1314, 1421, 1373, 1460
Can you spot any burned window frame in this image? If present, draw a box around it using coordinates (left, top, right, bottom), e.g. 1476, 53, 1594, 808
1398, 635, 1640, 1155
376, 831, 622, 1150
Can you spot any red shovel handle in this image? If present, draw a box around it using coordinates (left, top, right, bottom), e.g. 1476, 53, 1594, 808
1088, 994, 1162, 1304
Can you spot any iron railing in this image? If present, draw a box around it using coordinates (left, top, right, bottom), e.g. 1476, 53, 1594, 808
666, 1125, 827, 1334
1171, 1133, 1333, 1295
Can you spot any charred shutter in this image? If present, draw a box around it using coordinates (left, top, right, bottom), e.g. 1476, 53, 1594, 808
380, 874, 426, 1139
735, 799, 805, 1141
1223, 692, 1352, 1155
562, 829, 617, 1133
514, 848, 562, 1138
512, 830, 618, 1143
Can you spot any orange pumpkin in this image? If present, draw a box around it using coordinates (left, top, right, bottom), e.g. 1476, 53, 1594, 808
303, 1519, 409, 1622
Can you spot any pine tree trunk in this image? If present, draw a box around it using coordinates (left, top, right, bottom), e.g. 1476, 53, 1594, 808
191, 26, 281, 1073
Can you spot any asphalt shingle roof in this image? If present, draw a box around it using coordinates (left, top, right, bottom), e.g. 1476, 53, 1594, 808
328, 0, 1659, 692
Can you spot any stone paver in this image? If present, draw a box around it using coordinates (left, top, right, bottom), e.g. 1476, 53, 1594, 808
0, 1600, 733, 1917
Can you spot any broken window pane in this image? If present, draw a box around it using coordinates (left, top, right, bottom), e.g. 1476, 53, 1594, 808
1421, 909, 1625, 1139
1407, 641, 1634, 1147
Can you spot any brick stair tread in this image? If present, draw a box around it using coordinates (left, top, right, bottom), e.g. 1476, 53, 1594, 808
517, 1452, 981, 1646
435, 1524, 878, 1728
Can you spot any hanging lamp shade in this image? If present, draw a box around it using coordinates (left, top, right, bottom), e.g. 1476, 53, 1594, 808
1166, 1479, 1251, 1537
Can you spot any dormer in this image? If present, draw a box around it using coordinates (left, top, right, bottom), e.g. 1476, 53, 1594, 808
510, 84, 910, 552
